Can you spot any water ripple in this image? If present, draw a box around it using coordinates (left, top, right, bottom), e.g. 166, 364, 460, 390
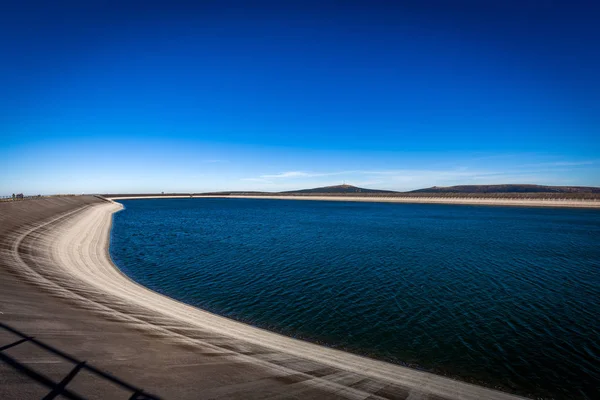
110, 198, 600, 399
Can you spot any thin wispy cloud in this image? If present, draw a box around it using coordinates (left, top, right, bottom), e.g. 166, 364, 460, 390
241, 177, 273, 183
259, 168, 512, 180
246, 161, 600, 191
520, 160, 596, 168
260, 171, 350, 179
260, 171, 311, 178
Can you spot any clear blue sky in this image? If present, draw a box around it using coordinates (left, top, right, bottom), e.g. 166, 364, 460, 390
1, 0, 599, 194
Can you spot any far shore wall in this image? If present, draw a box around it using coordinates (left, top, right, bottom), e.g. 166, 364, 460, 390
104, 192, 600, 200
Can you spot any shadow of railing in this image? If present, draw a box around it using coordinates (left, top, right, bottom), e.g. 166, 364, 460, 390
0, 322, 161, 400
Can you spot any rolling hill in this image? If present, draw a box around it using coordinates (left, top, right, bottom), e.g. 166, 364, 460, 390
409, 184, 600, 194
282, 184, 397, 194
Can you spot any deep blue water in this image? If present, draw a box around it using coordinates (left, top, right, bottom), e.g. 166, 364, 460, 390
110, 198, 600, 399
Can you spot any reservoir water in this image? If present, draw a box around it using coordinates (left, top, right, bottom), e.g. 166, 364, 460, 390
110, 198, 600, 399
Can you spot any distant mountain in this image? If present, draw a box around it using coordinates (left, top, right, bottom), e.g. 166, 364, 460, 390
282, 184, 397, 194
409, 184, 600, 194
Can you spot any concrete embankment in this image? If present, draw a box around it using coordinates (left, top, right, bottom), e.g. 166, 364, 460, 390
1, 196, 527, 400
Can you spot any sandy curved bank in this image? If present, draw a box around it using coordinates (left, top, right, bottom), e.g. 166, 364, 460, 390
9, 200, 526, 399
111, 195, 600, 208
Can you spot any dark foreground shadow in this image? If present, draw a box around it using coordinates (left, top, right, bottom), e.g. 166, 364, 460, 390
0, 322, 161, 400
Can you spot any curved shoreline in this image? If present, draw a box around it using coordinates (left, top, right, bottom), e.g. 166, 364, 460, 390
67, 201, 524, 398
110, 195, 600, 208
3, 198, 528, 399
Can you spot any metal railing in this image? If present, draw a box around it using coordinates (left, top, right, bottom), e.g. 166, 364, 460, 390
0, 322, 161, 400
